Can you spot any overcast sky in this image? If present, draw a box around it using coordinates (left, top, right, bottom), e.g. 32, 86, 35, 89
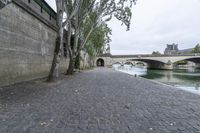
46, 0, 200, 55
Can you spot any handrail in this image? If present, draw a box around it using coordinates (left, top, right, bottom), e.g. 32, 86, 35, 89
0, 0, 12, 9
0, 0, 11, 4
111, 54, 200, 58
32, 0, 57, 20
98, 53, 200, 58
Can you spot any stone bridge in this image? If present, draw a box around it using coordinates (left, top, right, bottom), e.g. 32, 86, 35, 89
95, 53, 200, 70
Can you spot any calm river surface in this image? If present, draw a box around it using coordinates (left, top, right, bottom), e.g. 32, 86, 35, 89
113, 64, 200, 95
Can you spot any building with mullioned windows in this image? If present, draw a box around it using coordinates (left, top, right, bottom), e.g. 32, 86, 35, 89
164, 43, 193, 55
164, 43, 179, 55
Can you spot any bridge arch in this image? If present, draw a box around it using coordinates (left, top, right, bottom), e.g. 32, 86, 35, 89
130, 59, 172, 69
130, 59, 165, 64
135, 61, 146, 66
112, 62, 123, 66
124, 61, 134, 66
96, 58, 105, 67
171, 57, 200, 64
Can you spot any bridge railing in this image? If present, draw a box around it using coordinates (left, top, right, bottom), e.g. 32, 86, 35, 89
11, 0, 57, 30
110, 53, 200, 58
0, 0, 11, 9
32, 0, 57, 20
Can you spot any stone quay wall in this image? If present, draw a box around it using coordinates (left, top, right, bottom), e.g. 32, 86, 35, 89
0, 0, 69, 87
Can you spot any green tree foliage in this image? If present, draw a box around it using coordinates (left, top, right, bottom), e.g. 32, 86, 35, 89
64, 0, 136, 75
175, 60, 188, 65
65, 0, 97, 74
192, 44, 200, 53
84, 22, 111, 59
48, 0, 137, 78
152, 51, 161, 55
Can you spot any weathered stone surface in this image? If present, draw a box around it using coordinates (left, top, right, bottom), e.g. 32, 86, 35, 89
0, 2, 68, 86
0, 68, 200, 132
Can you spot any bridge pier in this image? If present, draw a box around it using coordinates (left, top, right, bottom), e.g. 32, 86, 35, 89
195, 63, 200, 69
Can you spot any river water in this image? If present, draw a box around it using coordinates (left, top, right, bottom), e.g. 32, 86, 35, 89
113, 64, 200, 95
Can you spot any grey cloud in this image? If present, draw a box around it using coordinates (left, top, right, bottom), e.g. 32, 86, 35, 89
46, 0, 200, 55
109, 0, 200, 55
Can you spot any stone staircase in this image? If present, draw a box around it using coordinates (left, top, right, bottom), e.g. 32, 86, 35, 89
0, 0, 11, 9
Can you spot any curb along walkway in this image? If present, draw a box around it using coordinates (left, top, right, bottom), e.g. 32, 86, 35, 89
0, 68, 200, 132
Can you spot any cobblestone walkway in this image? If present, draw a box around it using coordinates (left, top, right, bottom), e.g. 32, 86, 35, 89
0, 68, 200, 133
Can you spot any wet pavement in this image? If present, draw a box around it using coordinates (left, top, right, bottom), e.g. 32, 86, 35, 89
0, 68, 200, 133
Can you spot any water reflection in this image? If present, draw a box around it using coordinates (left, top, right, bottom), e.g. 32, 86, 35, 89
113, 64, 147, 76
113, 64, 200, 95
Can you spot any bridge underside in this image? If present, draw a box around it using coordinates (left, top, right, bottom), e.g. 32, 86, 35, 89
130, 59, 173, 70
185, 58, 200, 63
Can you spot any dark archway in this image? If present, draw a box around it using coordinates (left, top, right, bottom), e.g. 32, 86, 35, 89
96, 58, 105, 67
130, 59, 167, 69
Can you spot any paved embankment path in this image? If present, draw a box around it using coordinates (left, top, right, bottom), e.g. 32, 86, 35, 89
0, 68, 200, 133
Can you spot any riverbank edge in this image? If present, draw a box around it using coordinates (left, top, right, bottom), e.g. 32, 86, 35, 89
113, 68, 200, 96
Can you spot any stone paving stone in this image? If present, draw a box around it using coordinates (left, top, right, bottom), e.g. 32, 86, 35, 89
0, 68, 200, 133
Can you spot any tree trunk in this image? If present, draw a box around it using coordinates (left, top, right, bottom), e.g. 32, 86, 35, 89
47, 53, 58, 82
66, 57, 75, 75
47, 37, 60, 82
47, 0, 64, 82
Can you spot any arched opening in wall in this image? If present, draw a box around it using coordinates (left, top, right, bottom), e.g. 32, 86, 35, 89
96, 58, 105, 67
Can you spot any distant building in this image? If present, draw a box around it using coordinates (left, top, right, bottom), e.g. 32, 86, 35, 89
164, 44, 193, 55
164, 43, 179, 55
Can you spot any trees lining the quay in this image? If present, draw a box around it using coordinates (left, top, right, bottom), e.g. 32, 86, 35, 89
47, 0, 137, 81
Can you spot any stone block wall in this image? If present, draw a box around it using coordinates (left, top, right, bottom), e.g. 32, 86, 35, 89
0, 2, 68, 87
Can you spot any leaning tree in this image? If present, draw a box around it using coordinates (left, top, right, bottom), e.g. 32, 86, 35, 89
65, 0, 137, 75
47, 0, 65, 82
47, 0, 137, 80
84, 22, 112, 67
47, 0, 79, 81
